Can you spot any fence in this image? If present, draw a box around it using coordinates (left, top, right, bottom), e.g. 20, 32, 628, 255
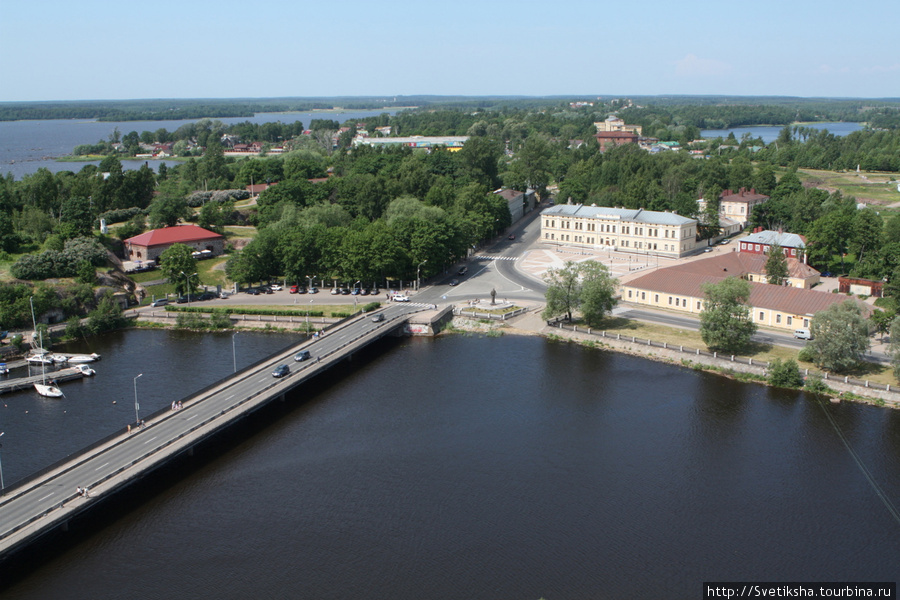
456, 307, 529, 321
548, 320, 896, 394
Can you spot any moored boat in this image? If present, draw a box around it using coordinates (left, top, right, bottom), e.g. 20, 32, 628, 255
74, 364, 95, 376
26, 354, 54, 365
0, 363, 8, 375
67, 353, 101, 363
34, 382, 64, 398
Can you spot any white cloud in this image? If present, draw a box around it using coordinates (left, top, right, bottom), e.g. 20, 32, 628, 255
674, 54, 732, 77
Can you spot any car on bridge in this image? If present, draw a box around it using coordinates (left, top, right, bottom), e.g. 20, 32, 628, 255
294, 350, 311, 362
372, 313, 385, 322
272, 364, 290, 378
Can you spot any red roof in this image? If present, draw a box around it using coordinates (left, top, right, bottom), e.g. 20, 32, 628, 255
126, 225, 222, 248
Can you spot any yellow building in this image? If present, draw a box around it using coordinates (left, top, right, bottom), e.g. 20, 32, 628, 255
593, 115, 642, 136
621, 253, 863, 333
541, 204, 701, 258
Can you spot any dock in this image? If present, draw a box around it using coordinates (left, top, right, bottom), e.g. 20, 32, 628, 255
0, 367, 88, 395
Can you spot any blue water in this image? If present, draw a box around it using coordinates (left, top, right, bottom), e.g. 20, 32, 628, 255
701, 121, 863, 144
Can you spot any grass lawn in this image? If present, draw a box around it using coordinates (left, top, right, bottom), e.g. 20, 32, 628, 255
209, 304, 369, 317
224, 226, 257, 242
798, 168, 900, 210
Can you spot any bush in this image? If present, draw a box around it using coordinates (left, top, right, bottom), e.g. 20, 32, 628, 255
208, 312, 233, 329
768, 358, 803, 388
797, 346, 817, 363
100, 207, 144, 224
362, 302, 381, 312
803, 374, 832, 395
64, 316, 84, 340
10, 237, 108, 280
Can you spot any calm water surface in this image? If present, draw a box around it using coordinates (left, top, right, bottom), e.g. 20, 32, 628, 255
701, 122, 863, 144
2, 331, 900, 598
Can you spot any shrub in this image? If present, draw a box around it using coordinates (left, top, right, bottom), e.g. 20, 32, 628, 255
804, 374, 832, 395
797, 346, 817, 363
768, 358, 803, 388
208, 313, 233, 329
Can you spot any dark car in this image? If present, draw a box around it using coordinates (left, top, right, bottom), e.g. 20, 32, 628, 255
176, 294, 201, 304
309, 287, 319, 294
341, 288, 351, 295
272, 364, 290, 378
449, 279, 459, 286
260, 286, 274, 294
457, 266, 468, 276
360, 288, 369, 296
371, 313, 385, 322
351, 288, 360, 295
370, 288, 379, 295
246, 288, 260, 295
293, 350, 311, 362
508, 234, 516, 240
198, 292, 217, 301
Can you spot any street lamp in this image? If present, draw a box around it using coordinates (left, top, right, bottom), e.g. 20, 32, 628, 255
0, 431, 5, 490
232, 333, 238, 373
133, 373, 143, 425
307, 299, 313, 334
181, 272, 197, 308
416, 260, 427, 292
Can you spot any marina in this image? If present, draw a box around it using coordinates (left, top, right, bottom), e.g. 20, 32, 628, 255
0, 367, 90, 396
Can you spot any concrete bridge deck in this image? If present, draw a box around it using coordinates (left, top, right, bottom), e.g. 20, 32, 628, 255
0, 303, 430, 563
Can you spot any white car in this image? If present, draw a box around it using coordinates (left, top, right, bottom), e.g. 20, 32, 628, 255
270, 284, 283, 291
393, 294, 410, 302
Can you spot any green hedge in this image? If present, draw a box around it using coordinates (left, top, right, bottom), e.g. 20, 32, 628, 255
166, 306, 326, 317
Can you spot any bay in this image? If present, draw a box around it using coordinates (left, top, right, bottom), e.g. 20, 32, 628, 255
701, 121, 863, 144
2, 330, 899, 598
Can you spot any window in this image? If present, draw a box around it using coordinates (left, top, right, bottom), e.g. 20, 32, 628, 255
776, 314, 781, 324
787, 316, 793, 326
804, 318, 809, 328
668, 296, 672, 305
641, 292, 646, 300
628, 290, 632, 298
759, 311, 765, 321
655, 294, 659, 302
697, 301, 701, 310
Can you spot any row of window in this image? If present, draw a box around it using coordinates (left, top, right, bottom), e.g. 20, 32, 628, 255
626, 288, 811, 328
543, 219, 684, 239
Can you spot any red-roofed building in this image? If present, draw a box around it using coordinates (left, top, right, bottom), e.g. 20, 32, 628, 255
125, 225, 224, 263
621, 253, 867, 333
595, 130, 639, 152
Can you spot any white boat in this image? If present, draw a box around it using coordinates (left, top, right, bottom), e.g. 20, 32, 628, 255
74, 364, 95, 376
0, 363, 8, 375
49, 354, 69, 364
26, 354, 54, 365
67, 353, 101, 363
34, 382, 64, 398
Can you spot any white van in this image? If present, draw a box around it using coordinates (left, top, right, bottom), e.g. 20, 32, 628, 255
793, 329, 812, 340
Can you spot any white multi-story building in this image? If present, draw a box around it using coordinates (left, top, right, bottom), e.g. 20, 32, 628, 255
541, 204, 701, 258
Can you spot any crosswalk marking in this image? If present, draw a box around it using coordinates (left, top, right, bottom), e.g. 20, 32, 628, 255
472, 255, 517, 261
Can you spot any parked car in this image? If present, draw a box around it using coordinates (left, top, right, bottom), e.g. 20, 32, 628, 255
330, 288, 340, 295
246, 288, 260, 295
360, 288, 370, 296
341, 288, 351, 295
218, 291, 231, 299
272, 364, 290, 378
261, 286, 274, 294
309, 287, 319, 294
449, 279, 459, 286
508, 234, 516, 240
351, 288, 360, 295
293, 350, 311, 362
176, 294, 201, 304
150, 299, 168, 307
794, 329, 813, 340
198, 292, 217, 301
370, 288, 379, 295
371, 313, 385, 322
290, 285, 299, 294
457, 266, 468, 276
393, 294, 410, 302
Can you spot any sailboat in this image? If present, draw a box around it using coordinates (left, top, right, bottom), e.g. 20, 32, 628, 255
29, 298, 63, 398
34, 333, 63, 398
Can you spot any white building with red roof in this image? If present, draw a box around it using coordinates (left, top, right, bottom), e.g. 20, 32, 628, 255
125, 225, 224, 263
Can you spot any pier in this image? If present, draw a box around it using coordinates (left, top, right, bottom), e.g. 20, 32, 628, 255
0, 304, 438, 564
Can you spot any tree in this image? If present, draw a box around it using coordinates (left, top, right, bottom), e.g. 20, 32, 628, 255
889, 316, 900, 381
149, 195, 190, 228
768, 358, 803, 388
808, 301, 871, 373
699, 277, 757, 353
578, 261, 618, 327
765, 243, 789, 286
870, 309, 895, 343
541, 260, 618, 325
542, 261, 581, 322
158, 244, 199, 296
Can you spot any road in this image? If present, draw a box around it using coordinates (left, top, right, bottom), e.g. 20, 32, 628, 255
0, 303, 422, 553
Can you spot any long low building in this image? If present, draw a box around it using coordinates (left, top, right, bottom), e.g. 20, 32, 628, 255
621, 253, 868, 333
541, 203, 702, 258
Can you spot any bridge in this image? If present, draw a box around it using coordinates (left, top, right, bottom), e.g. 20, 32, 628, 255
0, 303, 445, 565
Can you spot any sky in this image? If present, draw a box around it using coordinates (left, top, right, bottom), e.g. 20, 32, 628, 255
2, 0, 898, 102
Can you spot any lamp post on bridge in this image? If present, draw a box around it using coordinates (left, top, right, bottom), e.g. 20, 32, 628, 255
416, 260, 427, 292
133, 373, 143, 425
0, 431, 5, 490
232, 332, 238, 373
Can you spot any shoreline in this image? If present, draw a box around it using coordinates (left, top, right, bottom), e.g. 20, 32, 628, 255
446, 312, 900, 411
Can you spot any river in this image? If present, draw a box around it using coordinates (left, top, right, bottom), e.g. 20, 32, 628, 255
0, 110, 397, 180
1, 329, 899, 598
701, 122, 863, 144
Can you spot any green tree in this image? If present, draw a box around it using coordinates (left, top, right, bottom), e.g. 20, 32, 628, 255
158, 243, 199, 296
889, 316, 900, 381
808, 301, 871, 373
699, 277, 757, 353
768, 358, 803, 388
542, 261, 581, 322
765, 243, 789, 286
148, 195, 190, 228
870, 309, 895, 343
76, 260, 96, 285
86, 293, 126, 334
578, 261, 618, 327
